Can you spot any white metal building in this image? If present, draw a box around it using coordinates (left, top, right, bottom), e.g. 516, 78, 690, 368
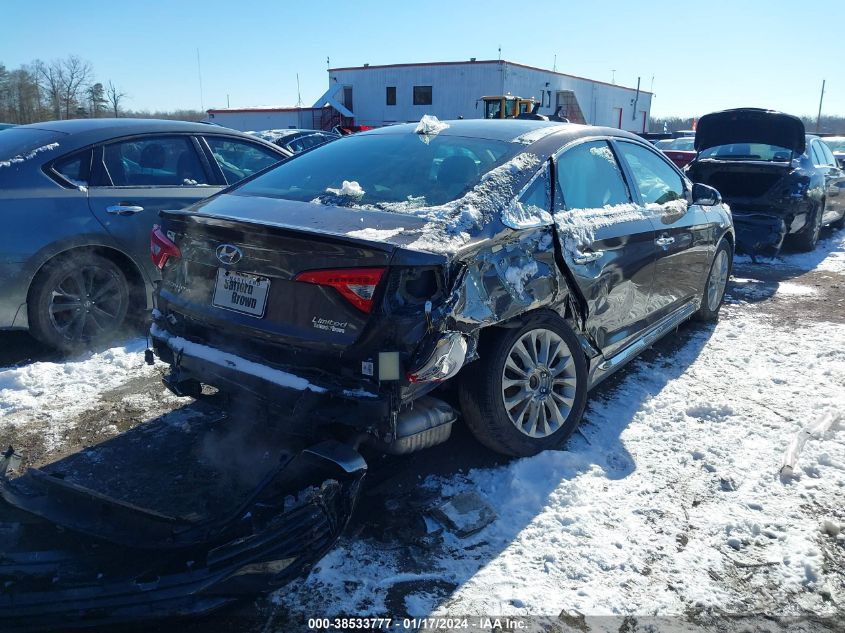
315, 59, 652, 132
206, 59, 652, 133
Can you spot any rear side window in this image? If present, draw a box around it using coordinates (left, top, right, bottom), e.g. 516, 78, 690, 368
53, 150, 92, 186
103, 136, 209, 186
811, 142, 826, 167
616, 141, 685, 205
556, 141, 630, 210
206, 137, 282, 184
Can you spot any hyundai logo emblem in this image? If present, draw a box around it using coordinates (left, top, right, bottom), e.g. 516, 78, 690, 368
216, 243, 243, 265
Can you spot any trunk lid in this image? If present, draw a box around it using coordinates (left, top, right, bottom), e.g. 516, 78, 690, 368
158, 194, 448, 352
694, 108, 806, 154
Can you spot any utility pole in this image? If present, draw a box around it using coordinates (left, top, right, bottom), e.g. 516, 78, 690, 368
816, 79, 826, 133
553, 54, 557, 72
196, 49, 204, 111
296, 73, 303, 107
611, 69, 616, 84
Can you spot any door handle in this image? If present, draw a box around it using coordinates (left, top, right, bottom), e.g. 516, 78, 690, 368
572, 250, 604, 264
656, 236, 675, 247
106, 204, 144, 216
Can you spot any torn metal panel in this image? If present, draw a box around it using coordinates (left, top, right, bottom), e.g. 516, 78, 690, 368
447, 227, 563, 328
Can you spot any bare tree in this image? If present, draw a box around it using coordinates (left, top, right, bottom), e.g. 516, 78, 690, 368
35, 59, 62, 119
106, 80, 127, 117
59, 56, 92, 119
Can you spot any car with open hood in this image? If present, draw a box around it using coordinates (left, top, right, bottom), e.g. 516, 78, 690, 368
686, 108, 845, 253
149, 118, 734, 460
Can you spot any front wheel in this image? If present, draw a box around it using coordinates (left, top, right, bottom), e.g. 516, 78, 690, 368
695, 239, 732, 321
459, 315, 588, 457
28, 253, 130, 352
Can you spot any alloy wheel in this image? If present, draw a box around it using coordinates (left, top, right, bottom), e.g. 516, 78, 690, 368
501, 328, 578, 438
48, 265, 127, 343
706, 249, 730, 311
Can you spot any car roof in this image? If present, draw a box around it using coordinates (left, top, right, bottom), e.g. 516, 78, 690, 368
20, 118, 227, 136
362, 118, 645, 148
11, 118, 288, 156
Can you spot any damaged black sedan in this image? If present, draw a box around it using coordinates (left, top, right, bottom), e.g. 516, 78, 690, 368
0, 120, 734, 630
152, 119, 734, 458
687, 108, 845, 253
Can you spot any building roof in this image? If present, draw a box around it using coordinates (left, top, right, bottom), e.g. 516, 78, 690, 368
207, 106, 319, 114
327, 59, 652, 95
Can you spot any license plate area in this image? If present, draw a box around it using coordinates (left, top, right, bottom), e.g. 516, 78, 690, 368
211, 268, 270, 317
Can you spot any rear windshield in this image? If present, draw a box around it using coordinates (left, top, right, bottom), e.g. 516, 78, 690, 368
234, 132, 519, 208
0, 128, 64, 162
699, 143, 792, 162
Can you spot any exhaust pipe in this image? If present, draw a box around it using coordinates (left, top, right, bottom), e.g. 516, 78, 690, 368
371, 396, 456, 455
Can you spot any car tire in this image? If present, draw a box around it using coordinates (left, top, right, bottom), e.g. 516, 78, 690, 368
28, 252, 130, 352
459, 314, 588, 457
695, 239, 733, 322
792, 201, 824, 252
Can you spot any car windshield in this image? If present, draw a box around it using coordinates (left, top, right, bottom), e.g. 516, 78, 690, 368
0, 128, 63, 161
234, 132, 520, 208
699, 143, 793, 161
822, 138, 845, 152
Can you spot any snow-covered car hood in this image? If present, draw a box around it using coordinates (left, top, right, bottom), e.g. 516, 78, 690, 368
694, 108, 806, 154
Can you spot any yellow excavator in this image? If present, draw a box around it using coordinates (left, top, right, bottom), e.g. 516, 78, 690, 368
480, 94, 539, 119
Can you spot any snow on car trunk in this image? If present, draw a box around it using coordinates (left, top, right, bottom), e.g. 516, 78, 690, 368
274, 229, 845, 620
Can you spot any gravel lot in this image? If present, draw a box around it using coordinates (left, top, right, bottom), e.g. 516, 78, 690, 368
1, 228, 844, 632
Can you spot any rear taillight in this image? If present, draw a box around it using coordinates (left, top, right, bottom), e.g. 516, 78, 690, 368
294, 267, 386, 314
151, 225, 181, 270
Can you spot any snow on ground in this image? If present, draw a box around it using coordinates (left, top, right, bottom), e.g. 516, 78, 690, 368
1, 229, 843, 628
275, 229, 845, 621
0, 338, 182, 456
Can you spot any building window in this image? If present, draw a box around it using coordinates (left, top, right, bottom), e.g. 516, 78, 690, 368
413, 85, 432, 106
343, 87, 353, 111
386, 86, 396, 106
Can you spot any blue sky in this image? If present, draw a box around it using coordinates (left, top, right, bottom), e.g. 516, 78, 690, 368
2, 0, 843, 118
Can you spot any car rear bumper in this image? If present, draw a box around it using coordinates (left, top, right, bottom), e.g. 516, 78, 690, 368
730, 213, 789, 253
151, 322, 393, 431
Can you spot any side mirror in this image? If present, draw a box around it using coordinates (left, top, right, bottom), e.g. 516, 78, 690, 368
692, 182, 721, 206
